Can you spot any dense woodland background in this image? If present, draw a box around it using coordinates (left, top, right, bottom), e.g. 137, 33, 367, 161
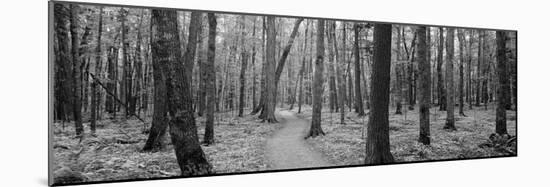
51, 2, 517, 185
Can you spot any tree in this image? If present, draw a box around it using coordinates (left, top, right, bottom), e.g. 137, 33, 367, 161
334, 22, 346, 124
183, 12, 203, 95
306, 19, 326, 138
70, 4, 84, 136
327, 21, 338, 113
457, 29, 466, 116
437, 27, 446, 111
353, 23, 366, 116
365, 23, 394, 164
238, 15, 249, 117
394, 26, 403, 115
143, 11, 203, 152
476, 30, 483, 106
54, 3, 72, 125
443, 28, 456, 130
203, 13, 217, 145
151, 9, 212, 175
257, 18, 303, 120
417, 26, 430, 145
263, 16, 278, 123
495, 31, 509, 135
90, 6, 103, 135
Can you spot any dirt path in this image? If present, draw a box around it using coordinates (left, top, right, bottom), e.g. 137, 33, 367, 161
265, 110, 333, 170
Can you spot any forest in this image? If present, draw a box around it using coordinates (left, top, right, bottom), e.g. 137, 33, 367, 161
51, 2, 517, 185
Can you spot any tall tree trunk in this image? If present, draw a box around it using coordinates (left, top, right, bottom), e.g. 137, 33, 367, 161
437, 27, 446, 111
151, 9, 212, 175
327, 21, 338, 113
467, 30, 473, 109
69, 4, 84, 136
507, 32, 517, 110
335, 22, 346, 124
476, 30, 482, 107
251, 18, 258, 112
365, 23, 394, 164
394, 26, 403, 114
443, 28, 456, 130
203, 13, 217, 145
306, 19, 326, 138
353, 24, 366, 116
238, 16, 249, 117
263, 16, 278, 123
251, 17, 266, 115
197, 23, 207, 117
90, 7, 103, 135
54, 3, 72, 123
259, 18, 303, 120
458, 29, 466, 116
183, 12, 203, 96
417, 26, 430, 145
495, 31, 509, 135
297, 21, 310, 113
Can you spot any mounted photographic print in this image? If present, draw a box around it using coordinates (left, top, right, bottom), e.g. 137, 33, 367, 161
48, 0, 517, 186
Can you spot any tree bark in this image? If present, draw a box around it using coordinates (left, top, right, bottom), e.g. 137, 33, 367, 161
458, 29, 466, 116
394, 26, 403, 114
307, 19, 326, 138
69, 4, 84, 136
90, 6, 103, 135
335, 22, 346, 124
238, 15, 249, 117
151, 9, 212, 175
417, 26, 430, 145
54, 3, 72, 123
327, 21, 338, 113
495, 31, 509, 135
353, 24, 366, 116
443, 28, 456, 130
263, 16, 278, 123
203, 13, 217, 145
365, 23, 394, 164
437, 27, 446, 111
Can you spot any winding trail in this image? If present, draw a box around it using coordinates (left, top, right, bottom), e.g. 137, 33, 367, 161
265, 110, 332, 170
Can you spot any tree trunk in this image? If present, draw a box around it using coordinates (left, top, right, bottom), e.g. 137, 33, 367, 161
238, 15, 248, 117
327, 21, 337, 113
69, 4, 84, 136
458, 30, 466, 116
495, 31, 509, 135
443, 28, 456, 130
54, 3, 72, 123
353, 24, 366, 116
467, 30, 473, 109
476, 30, 482, 107
417, 26, 430, 145
151, 9, 212, 175
335, 22, 346, 124
263, 16, 278, 123
251, 18, 258, 113
90, 6, 103, 135
365, 23, 394, 164
307, 19, 326, 138
437, 27, 446, 111
394, 26, 403, 114
203, 13, 217, 145
184, 12, 203, 96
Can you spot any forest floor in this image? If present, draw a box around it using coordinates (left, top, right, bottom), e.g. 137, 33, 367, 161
52, 104, 516, 184
265, 110, 333, 170
292, 104, 517, 166
52, 109, 283, 184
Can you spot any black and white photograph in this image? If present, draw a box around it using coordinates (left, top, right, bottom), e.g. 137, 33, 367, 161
48, 0, 518, 186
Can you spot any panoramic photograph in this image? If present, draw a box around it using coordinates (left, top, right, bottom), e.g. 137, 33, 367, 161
50, 1, 517, 185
